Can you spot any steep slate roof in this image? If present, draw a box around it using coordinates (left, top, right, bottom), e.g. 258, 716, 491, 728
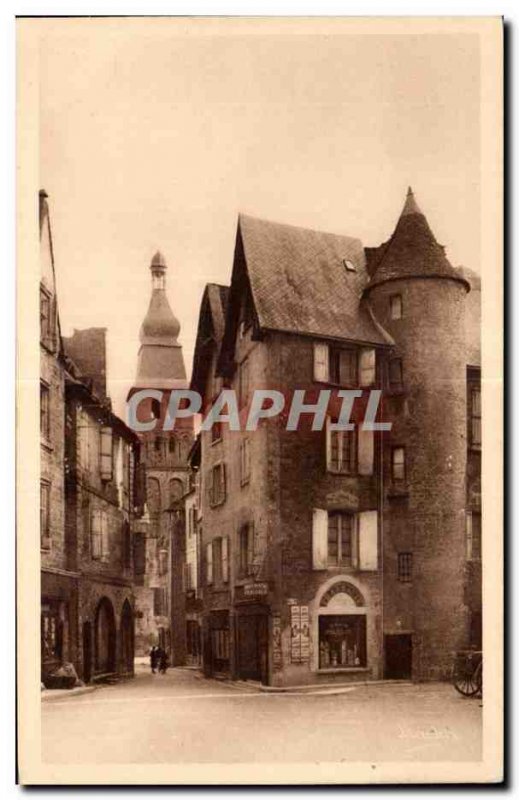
237, 214, 388, 346
365, 188, 470, 293
190, 283, 230, 395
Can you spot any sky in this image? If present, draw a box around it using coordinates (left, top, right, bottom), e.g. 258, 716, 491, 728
39, 20, 481, 420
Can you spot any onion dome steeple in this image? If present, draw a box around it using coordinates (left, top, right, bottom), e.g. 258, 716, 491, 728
364, 187, 470, 293
130, 251, 188, 392
140, 252, 181, 345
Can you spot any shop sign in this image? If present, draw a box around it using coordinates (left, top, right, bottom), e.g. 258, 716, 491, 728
243, 582, 269, 597
272, 615, 282, 670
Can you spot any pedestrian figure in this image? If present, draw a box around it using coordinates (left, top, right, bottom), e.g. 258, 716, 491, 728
149, 645, 159, 674
158, 648, 169, 674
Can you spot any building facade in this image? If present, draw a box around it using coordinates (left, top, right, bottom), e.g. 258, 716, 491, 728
40, 189, 79, 680
190, 189, 481, 686
128, 252, 194, 660
40, 191, 140, 685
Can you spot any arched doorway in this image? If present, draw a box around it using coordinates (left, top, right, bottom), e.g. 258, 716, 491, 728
94, 597, 116, 675
120, 600, 134, 675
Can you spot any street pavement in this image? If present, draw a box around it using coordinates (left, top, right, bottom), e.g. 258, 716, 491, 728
42, 666, 482, 764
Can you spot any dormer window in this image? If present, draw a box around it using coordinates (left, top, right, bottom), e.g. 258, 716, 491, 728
343, 259, 357, 273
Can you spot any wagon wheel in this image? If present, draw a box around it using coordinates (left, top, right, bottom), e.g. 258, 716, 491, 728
453, 664, 481, 697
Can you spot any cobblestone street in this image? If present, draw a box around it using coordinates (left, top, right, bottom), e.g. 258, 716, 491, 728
42, 666, 482, 765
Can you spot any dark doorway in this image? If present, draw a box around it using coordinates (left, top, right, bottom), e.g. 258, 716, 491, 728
120, 600, 134, 675
384, 634, 413, 679
236, 610, 268, 683
94, 597, 116, 675
82, 622, 92, 684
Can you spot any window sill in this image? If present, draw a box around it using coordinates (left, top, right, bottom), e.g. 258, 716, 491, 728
326, 468, 357, 477
317, 667, 370, 674
469, 445, 481, 453
209, 499, 226, 509
210, 437, 222, 446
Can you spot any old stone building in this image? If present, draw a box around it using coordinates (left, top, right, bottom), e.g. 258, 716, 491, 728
127, 252, 194, 659
40, 189, 78, 680
63, 329, 139, 683
40, 190, 140, 685
190, 188, 481, 686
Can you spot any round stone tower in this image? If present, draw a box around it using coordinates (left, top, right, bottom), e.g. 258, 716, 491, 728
364, 188, 471, 680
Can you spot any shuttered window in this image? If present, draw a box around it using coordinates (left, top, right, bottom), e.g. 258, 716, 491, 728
326, 419, 356, 474
313, 343, 329, 382
312, 509, 378, 571
100, 426, 113, 482
329, 347, 357, 386
210, 463, 226, 506
327, 512, 355, 568
91, 509, 110, 561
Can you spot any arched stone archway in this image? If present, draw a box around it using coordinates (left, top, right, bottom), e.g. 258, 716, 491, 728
120, 600, 134, 675
94, 597, 116, 675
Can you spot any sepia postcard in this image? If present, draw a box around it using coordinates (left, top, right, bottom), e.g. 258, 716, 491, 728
16, 15, 503, 785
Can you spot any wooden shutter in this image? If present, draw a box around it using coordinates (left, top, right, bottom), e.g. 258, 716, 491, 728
100, 426, 113, 481
91, 509, 102, 559
222, 536, 229, 583
358, 428, 374, 475
359, 348, 376, 387
312, 508, 328, 569
206, 542, 213, 584
358, 510, 378, 570
313, 343, 329, 382
101, 511, 110, 560
221, 463, 227, 502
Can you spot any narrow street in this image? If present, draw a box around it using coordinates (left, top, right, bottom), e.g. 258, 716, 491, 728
42, 666, 482, 764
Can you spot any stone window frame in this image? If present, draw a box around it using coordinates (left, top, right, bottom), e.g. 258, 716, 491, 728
209, 462, 226, 507
391, 446, 406, 483
388, 357, 404, 392
390, 293, 403, 320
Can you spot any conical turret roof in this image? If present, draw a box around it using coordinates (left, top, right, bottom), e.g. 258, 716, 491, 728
365, 187, 470, 293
